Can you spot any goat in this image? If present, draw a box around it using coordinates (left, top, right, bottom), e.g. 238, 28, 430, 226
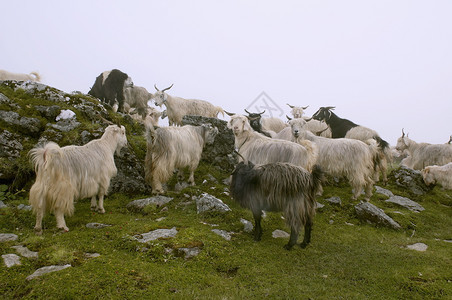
228, 114, 318, 171
244, 109, 287, 134
286, 115, 331, 138
88, 69, 133, 113
287, 103, 309, 119
311, 106, 389, 182
0, 69, 41, 82
422, 162, 452, 190
230, 159, 323, 250
145, 124, 218, 194
289, 118, 379, 201
396, 129, 452, 170
123, 85, 153, 119
153, 84, 224, 126
28, 125, 127, 234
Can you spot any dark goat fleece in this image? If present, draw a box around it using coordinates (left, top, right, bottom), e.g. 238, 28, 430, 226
88, 69, 131, 112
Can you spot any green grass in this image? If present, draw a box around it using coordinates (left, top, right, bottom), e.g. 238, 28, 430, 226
1, 163, 451, 299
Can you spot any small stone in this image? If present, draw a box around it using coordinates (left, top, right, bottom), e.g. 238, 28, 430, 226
374, 186, 394, 197
406, 243, 428, 252
177, 247, 201, 259
17, 204, 32, 211
196, 193, 231, 214
325, 197, 341, 205
240, 218, 253, 233
211, 229, 232, 240
84, 253, 100, 259
2, 254, 21, 267
272, 230, 290, 238
385, 196, 424, 212
11, 245, 38, 258
26, 264, 72, 280
316, 202, 325, 209
0, 233, 18, 242
134, 227, 178, 243
0, 200, 6, 209
86, 223, 111, 229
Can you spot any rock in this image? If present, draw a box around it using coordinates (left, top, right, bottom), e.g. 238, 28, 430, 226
84, 253, 101, 259
11, 245, 38, 258
174, 181, 190, 192
355, 202, 401, 230
177, 247, 201, 259
26, 264, 72, 280
212, 229, 232, 240
134, 227, 178, 243
182, 115, 236, 172
385, 196, 425, 212
389, 166, 433, 195
86, 223, 111, 229
240, 218, 253, 233
0, 200, 6, 209
127, 196, 173, 211
2, 254, 21, 267
375, 186, 394, 197
195, 193, 231, 214
272, 230, 290, 238
406, 243, 428, 252
17, 204, 32, 211
316, 202, 325, 209
0, 233, 18, 242
325, 196, 341, 205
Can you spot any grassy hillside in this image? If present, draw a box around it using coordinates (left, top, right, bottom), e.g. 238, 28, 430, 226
1, 161, 451, 299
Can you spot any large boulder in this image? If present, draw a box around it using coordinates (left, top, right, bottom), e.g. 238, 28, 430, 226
389, 165, 433, 196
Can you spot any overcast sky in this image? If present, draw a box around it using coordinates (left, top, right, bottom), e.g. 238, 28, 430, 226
2, 1, 451, 145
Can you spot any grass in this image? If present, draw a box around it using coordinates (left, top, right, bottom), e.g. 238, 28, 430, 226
1, 163, 451, 299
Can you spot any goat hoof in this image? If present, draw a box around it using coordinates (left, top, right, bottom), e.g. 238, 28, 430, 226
283, 244, 294, 250
34, 229, 43, 236
90, 206, 97, 211
58, 227, 69, 233
299, 242, 309, 249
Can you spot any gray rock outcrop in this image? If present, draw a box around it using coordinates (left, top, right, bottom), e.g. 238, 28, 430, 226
195, 193, 231, 214
355, 202, 401, 230
26, 264, 72, 280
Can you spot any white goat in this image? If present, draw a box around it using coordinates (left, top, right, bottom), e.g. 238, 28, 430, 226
422, 163, 452, 190
286, 115, 331, 138
289, 118, 378, 201
145, 124, 218, 194
29, 125, 127, 234
396, 129, 452, 170
123, 85, 153, 119
228, 115, 318, 172
0, 69, 41, 82
287, 103, 309, 119
153, 84, 224, 126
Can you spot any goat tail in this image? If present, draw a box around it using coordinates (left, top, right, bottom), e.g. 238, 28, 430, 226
217, 107, 225, 118
144, 124, 156, 185
310, 164, 324, 197
29, 142, 62, 174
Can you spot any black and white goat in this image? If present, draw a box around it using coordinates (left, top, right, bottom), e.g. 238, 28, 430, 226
230, 158, 323, 250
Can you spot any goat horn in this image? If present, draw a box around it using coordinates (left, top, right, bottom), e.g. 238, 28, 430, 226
162, 84, 174, 92
154, 84, 160, 91
96, 113, 114, 125
324, 106, 335, 110
448, 135, 452, 144
244, 109, 251, 114
286, 103, 294, 108
304, 117, 312, 122
286, 115, 292, 121
402, 128, 405, 138
302, 105, 309, 110
224, 110, 235, 116
234, 150, 248, 164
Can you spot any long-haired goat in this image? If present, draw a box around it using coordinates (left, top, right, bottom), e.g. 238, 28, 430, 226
286, 115, 331, 138
153, 84, 224, 126
228, 114, 318, 171
422, 162, 452, 190
28, 125, 127, 234
145, 124, 218, 194
289, 118, 379, 201
311, 106, 389, 183
123, 85, 153, 119
396, 129, 452, 170
0, 69, 41, 82
244, 109, 287, 134
230, 159, 323, 250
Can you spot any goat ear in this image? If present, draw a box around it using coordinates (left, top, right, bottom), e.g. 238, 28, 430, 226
242, 118, 252, 131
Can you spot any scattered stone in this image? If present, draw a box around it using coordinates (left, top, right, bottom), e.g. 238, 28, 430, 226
0, 200, 6, 209
156, 217, 166, 222
0, 233, 18, 242
126, 196, 173, 211
2, 254, 21, 267
355, 202, 401, 230
84, 253, 100, 259
174, 181, 190, 192
212, 229, 232, 240
240, 218, 253, 233
11, 245, 38, 258
443, 240, 452, 243
385, 196, 424, 212
375, 186, 394, 197
134, 227, 178, 243
272, 230, 290, 238
325, 197, 341, 206
86, 223, 111, 229
316, 202, 325, 209
206, 174, 218, 183
390, 166, 433, 195
26, 264, 72, 280
17, 204, 32, 211
195, 193, 231, 214
406, 243, 428, 252
177, 247, 201, 259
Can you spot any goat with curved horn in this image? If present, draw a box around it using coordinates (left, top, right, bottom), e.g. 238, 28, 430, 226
224, 111, 236, 116
302, 105, 309, 110
286, 103, 294, 108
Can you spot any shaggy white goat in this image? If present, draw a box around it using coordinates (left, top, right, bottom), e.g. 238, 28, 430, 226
422, 163, 452, 190
287, 103, 309, 119
228, 115, 318, 172
0, 69, 41, 82
289, 118, 379, 201
396, 129, 452, 170
153, 84, 224, 126
123, 85, 153, 119
29, 125, 127, 234
145, 124, 218, 194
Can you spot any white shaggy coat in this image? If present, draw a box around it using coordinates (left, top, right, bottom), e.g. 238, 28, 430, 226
29, 125, 127, 234
0, 69, 41, 82
422, 163, 452, 190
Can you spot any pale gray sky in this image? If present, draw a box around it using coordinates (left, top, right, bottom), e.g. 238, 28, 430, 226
2, 1, 451, 145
